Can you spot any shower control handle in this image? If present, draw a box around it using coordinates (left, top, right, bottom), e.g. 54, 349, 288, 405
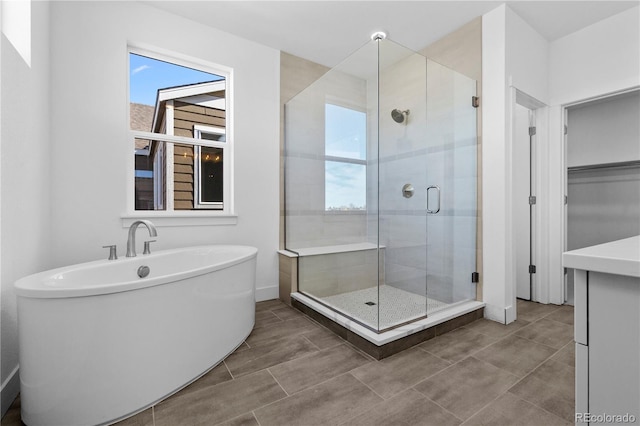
426, 185, 441, 214
402, 184, 414, 198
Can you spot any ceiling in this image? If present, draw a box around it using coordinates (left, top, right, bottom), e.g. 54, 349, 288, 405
146, 1, 639, 67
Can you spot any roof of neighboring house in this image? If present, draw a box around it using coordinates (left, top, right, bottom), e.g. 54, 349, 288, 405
152, 80, 226, 133
130, 103, 154, 150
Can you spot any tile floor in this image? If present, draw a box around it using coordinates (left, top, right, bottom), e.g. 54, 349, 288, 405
2, 299, 575, 426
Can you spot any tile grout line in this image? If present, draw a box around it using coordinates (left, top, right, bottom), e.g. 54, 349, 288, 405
223, 360, 236, 380
266, 367, 290, 397
415, 345, 455, 365
348, 371, 387, 401
409, 355, 468, 423
251, 410, 262, 426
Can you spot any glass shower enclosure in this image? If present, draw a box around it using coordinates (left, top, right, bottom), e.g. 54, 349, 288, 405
285, 36, 478, 333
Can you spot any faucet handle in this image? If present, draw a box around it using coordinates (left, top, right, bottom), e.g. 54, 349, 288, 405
143, 240, 156, 255
102, 245, 118, 260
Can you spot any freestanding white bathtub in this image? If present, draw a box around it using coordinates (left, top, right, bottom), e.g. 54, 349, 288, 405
14, 245, 258, 426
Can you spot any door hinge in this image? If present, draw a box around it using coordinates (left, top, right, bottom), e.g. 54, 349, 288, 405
529, 196, 536, 205
564, 125, 568, 135
471, 272, 480, 283
529, 126, 536, 136
529, 265, 536, 274
564, 267, 568, 275
564, 195, 568, 205
472, 96, 479, 108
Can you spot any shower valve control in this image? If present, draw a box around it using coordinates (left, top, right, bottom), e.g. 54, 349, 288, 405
402, 184, 414, 198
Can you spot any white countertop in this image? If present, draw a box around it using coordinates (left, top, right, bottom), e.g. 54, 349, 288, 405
563, 235, 640, 278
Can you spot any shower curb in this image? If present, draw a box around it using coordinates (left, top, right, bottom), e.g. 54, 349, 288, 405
292, 298, 484, 360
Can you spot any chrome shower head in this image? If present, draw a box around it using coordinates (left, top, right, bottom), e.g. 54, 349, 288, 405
391, 109, 409, 124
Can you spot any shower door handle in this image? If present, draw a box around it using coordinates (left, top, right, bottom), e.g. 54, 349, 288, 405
426, 185, 441, 214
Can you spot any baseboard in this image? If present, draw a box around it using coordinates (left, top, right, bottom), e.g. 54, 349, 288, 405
483, 303, 508, 324
255, 285, 278, 302
1, 365, 20, 419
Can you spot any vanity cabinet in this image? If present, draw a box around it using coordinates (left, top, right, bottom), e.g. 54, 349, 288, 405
563, 236, 640, 424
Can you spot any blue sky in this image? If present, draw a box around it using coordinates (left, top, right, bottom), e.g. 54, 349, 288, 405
129, 53, 223, 106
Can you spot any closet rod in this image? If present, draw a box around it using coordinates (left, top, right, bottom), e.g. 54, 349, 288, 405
568, 160, 640, 173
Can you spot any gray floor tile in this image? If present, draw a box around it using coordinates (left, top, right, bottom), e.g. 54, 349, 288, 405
419, 327, 499, 363
218, 412, 260, 426
270, 343, 372, 394
544, 305, 574, 326
474, 334, 557, 377
154, 369, 286, 426
414, 357, 520, 421
271, 306, 305, 321
341, 388, 462, 426
255, 299, 287, 312
172, 362, 233, 398
245, 317, 318, 347
515, 318, 574, 349
551, 342, 575, 368
254, 373, 382, 426
462, 318, 530, 339
509, 359, 575, 422
225, 335, 318, 378
351, 347, 451, 399
516, 299, 560, 322
302, 325, 346, 350
462, 392, 572, 426
255, 310, 283, 329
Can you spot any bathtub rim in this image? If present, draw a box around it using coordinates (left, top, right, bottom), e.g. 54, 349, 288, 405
14, 245, 258, 299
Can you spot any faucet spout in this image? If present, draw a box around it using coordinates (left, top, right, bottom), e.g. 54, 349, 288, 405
126, 220, 158, 257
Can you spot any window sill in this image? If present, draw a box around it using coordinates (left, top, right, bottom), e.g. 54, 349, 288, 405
121, 212, 238, 228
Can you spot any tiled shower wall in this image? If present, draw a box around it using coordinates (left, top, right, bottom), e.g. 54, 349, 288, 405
284, 68, 369, 249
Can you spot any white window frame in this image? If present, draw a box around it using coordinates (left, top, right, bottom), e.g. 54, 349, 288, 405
124, 44, 236, 226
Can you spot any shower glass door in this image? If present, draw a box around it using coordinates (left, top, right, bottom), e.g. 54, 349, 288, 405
377, 41, 478, 329
423, 59, 478, 312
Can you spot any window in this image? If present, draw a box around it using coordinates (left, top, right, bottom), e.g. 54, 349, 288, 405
129, 49, 232, 215
324, 103, 366, 211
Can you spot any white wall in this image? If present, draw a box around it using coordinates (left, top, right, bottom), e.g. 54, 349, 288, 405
481, 4, 509, 323
549, 6, 640, 106
1, 1, 280, 414
483, 4, 550, 322
0, 1, 51, 414
48, 2, 280, 298
546, 6, 640, 304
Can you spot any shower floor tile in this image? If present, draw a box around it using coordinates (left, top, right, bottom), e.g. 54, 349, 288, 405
319, 285, 448, 330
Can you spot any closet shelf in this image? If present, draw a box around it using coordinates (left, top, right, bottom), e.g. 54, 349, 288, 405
568, 160, 640, 172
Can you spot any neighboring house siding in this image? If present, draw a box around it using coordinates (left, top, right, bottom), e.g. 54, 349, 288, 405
172, 100, 226, 210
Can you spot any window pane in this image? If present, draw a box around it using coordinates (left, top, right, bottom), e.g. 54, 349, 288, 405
199, 147, 223, 204
130, 51, 229, 212
129, 53, 224, 119
325, 104, 366, 160
325, 161, 366, 211
134, 138, 165, 211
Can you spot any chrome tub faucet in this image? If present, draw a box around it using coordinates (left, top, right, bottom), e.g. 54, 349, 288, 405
126, 220, 158, 257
